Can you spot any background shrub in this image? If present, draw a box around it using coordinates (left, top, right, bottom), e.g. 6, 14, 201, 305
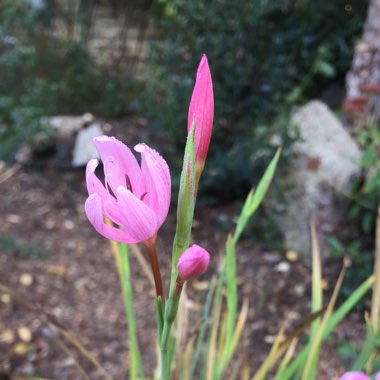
145, 0, 369, 200
0, 0, 141, 162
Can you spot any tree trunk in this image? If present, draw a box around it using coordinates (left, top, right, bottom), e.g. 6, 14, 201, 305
346, 0, 380, 105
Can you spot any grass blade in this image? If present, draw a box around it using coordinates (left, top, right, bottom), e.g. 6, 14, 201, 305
279, 275, 374, 380
189, 276, 217, 379
370, 205, 380, 331
301, 267, 345, 380
233, 148, 281, 244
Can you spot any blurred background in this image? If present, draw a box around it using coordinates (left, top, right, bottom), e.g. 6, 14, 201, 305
1, 0, 379, 378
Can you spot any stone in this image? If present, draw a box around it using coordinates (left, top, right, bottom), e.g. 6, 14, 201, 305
72, 123, 103, 167
271, 100, 361, 257
49, 113, 95, 139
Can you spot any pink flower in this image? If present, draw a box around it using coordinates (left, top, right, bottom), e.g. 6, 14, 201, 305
85, 136, 171, 243
338, 372, 370, 380
178, 244, 210, 281
187, 54, 214, 167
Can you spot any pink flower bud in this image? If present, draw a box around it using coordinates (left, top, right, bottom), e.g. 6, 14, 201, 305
187, 54, 214, 168
178, 244, 210, 281
338, 372, 370, 380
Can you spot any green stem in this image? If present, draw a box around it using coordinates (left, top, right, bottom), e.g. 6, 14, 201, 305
160, 323, 170, 380
119, 243, 144, 380
160, 280, 184, 380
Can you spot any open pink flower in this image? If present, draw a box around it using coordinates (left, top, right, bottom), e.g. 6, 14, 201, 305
85, 136, 171, 243
178, 244, 210, 281
187, 54, 214, 167
338, 372, 370, 380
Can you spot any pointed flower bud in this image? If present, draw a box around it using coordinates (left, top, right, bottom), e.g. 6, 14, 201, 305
177, 244, 210, 281
187, 54, 214, 171
85, 136, 171, 243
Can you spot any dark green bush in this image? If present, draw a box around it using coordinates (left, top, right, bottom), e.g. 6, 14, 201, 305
145, 0, 368, 200
328, 92, 379, 308
0, 0, 141, 162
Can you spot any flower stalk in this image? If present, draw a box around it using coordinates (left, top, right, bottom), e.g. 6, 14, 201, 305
144, 238, 164, 301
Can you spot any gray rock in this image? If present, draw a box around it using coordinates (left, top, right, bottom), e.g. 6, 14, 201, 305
272, 100, 361, 256
49, 113, 95, 139
72, 123, 103, 167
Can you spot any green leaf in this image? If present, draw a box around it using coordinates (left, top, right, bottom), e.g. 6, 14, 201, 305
233, 148, 281, 243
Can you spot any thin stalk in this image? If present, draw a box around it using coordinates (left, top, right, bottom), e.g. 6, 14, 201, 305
161, 323, 170, 380
161, 280, 184, 380
119, 243, 144, 380
145, 238, 165, 301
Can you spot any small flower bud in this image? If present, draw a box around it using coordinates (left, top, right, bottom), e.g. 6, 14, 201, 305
177, 244, 210, 281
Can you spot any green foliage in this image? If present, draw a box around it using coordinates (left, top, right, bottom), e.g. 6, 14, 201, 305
335, 92, 380, 305
0, 0, 140, 162
0, 234, 49, 259
350, 119, 380, 234
146, 0, 368, 199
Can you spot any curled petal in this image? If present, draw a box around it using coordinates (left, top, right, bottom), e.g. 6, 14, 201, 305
135, 143, 171, 227
86, 159, 108, 199
187, 54, 214, 164
104, 199, 124, 226
93, 136, 145, 196
117, 186, 159, 242
85, 194, 139, 243
86, 159, 125, 227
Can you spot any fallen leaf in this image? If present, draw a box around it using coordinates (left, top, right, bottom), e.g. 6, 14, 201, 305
286, 250, 299, 262
1, 293, 11, 303
13, 342, 31, 355
1, 329, 15, 344
18, 326, 32, 342
321, 278, 329, 290
192, 280, 210, 291
47, 265, 67, 276
19, 273, 33, 287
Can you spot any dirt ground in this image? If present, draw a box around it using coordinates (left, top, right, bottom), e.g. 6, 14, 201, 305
0, 119, 368, 379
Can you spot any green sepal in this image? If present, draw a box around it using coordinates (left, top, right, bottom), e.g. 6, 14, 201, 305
156, 296, 164, 343
169, 125, 196, 293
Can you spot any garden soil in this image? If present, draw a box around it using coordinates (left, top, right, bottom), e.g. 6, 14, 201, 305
0, 119, 367, 379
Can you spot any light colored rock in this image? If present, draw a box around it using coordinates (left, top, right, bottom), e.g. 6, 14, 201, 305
72, 123, 103, 167
292, 101, 361, 187
49, 113, 95, 139
272, 100, 361, 256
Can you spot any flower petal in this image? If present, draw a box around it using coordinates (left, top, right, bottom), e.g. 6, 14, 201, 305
134, 143, 171, 227
93, 136, 145, 196
86, 159, 108, 198
339, 372, 371, 380
86, 159, 124, 226
117, 186, 159, 242
85, 194, 139, 243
